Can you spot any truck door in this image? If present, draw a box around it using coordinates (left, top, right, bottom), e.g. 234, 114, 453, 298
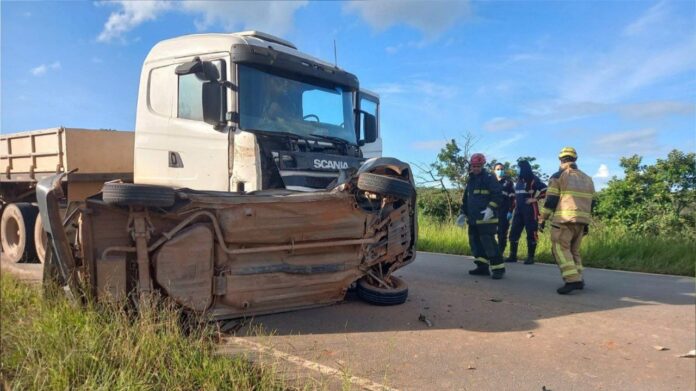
134, 56, 230, 191
358, 89, 382, 158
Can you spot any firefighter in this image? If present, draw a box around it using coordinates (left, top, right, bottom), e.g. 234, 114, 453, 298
493, 163, 515, 254
539, 147, 595, 294
456, 153, 506, 279
505, 160, 547, 264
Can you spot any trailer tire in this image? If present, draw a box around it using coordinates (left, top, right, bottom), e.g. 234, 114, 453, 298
1, 203, 39, 263
34, 215, 47, 264
102, 183, 176, 208
357, 173, 414, 200
357, 275, 408, 306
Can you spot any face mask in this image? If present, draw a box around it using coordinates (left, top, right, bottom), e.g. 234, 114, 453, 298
495, 169, 504, 177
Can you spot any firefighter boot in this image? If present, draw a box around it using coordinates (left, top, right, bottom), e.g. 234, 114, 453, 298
468, 264, 490, 276
556, 281, 584, 294
505, 241, 518, 262
524, 241, 536, 265
491, 267, 505, 280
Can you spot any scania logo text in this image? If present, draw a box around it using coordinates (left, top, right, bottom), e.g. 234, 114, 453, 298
313, 159, 349, 170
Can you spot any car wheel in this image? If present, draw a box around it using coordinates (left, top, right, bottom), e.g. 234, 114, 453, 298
1, 203, 39, 263
357, 275, 408, 306
357, 173, 414, 200
102, 183, 176, 208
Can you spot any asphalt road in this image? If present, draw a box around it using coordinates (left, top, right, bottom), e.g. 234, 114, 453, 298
3, 252, 694, 390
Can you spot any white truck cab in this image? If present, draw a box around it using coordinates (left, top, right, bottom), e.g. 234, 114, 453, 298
134, 31, 381, 192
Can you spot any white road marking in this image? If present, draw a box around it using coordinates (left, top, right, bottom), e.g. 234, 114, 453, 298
222, 336, 400, 391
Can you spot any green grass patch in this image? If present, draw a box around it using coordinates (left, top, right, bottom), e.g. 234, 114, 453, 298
417, 215, 696, 276
0, 275, 282, 390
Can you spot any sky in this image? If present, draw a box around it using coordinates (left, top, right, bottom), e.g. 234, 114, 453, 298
1, 0, 695, 188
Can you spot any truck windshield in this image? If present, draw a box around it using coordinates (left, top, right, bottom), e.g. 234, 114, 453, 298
238, 64, 356, 144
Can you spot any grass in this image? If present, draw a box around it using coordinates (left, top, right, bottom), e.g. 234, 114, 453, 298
417, 215, 696, 276
0, 275, 284, 391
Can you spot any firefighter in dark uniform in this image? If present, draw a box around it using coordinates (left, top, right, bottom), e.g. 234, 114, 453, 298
456, 153, 506, 279
505, 160, 547, 264
493, 163, 516, 255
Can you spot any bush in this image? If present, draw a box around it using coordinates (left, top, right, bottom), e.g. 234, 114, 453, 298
416, 187, 462, 222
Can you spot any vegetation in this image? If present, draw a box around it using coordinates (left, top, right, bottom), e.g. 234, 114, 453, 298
414, 136, 696, 276
0, 275, 282, 390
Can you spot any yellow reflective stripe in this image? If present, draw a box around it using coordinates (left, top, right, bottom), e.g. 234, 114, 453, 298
475, 257, 489, 264
562, 269, 580, 277
560, 190, 593, 198
542, 207, 555, 215
554, 210, 591, 218
473, 189, 490, 194
476, 219, 499, 224
489, 201, 498, 208
546, 187, 560, 195
491, 263, 506, 270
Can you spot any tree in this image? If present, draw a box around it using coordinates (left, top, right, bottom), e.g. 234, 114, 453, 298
429, 132, 478, 190
594, 150, 696, 236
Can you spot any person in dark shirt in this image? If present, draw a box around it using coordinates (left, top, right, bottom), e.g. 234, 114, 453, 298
456, 153, 506, 279
493, 163, 516, 255
505, 160, 547, 265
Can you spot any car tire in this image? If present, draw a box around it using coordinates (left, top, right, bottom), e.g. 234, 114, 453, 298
34, 214, 48, 264
357, 173, 414, 200
1, 203, 39, 263
102, 183, 176, 208
357, 275, 409, 306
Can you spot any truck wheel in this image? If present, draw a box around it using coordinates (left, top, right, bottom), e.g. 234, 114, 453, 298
102, 183, 176, 208
34, 215, 48, 264
357, 173, 414, 200
1, 203, 39, 263
357, 275, 408, 306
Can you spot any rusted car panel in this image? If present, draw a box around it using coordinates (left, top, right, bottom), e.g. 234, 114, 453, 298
39, 160, 417, 319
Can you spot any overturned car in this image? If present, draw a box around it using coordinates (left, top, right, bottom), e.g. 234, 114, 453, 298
37, 158, 416, 319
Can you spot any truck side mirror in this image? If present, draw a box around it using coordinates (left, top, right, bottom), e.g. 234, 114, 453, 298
362, 112, 377, 144
202, 81, 224, 126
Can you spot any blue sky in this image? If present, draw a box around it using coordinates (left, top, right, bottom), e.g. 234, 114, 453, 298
2, 1, 695, 187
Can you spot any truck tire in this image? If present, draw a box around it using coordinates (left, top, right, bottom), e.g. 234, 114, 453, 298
34, 215, 47, 264
357, 275, 408, 306
102, 183, 176, 208
357, 173, 414, 200
1, 203, 39, 263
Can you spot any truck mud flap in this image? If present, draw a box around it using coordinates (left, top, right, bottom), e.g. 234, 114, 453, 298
36, 173, 79, 297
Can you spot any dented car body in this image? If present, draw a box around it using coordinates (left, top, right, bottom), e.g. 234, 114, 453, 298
38, 158, 416, 319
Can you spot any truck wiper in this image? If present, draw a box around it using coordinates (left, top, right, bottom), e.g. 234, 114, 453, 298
243, 128, 322, 143
309, 133, 355, 146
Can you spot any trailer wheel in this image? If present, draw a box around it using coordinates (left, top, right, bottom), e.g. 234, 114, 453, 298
34, 215, 48, 264
1, 203, 39, 263
357, 275, 408, 306
357, 173, 414, 200
102, 183, 176, 208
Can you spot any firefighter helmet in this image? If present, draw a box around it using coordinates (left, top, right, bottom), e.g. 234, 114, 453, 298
558, 147, 577, 159
470, 153, 486, 166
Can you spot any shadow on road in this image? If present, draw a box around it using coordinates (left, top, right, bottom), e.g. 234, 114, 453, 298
240, 252, 695, 336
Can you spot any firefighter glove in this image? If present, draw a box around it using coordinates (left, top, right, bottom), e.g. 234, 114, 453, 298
456, 214, 467, 227
583, 224, 589, 235
507, 211, 513, 221
539, 221, 546, 232
481, 207, 495, 221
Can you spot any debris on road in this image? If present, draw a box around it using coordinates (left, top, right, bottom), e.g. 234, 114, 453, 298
490, 298, 503, 303
526, 332, 535, 339
418, 314, 433, 327
676, 350, 695, 358
653, 346, 669, 351
467, 365, 476, 370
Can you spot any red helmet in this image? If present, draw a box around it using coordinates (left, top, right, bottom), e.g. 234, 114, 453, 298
470, 153, 486, 166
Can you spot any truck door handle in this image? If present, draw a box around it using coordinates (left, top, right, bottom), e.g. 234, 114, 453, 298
169, 151, 183, 168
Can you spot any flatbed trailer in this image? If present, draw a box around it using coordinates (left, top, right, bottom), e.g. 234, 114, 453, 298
1, 127, 134, 263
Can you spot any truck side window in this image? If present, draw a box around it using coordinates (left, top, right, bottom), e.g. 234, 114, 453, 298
149, 66, 173, 117
177, 60, 225, 121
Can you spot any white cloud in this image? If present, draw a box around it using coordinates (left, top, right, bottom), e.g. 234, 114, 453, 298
97, 1, 307, 43
411, 139, 448, 151
344, 1, 470, 38
98, 1, 171, 43
623, 1, 668, 36
483, 117, 520, 132
594, 164, 610, 178
91, 57, 103, 64
31, 61, 61, 76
